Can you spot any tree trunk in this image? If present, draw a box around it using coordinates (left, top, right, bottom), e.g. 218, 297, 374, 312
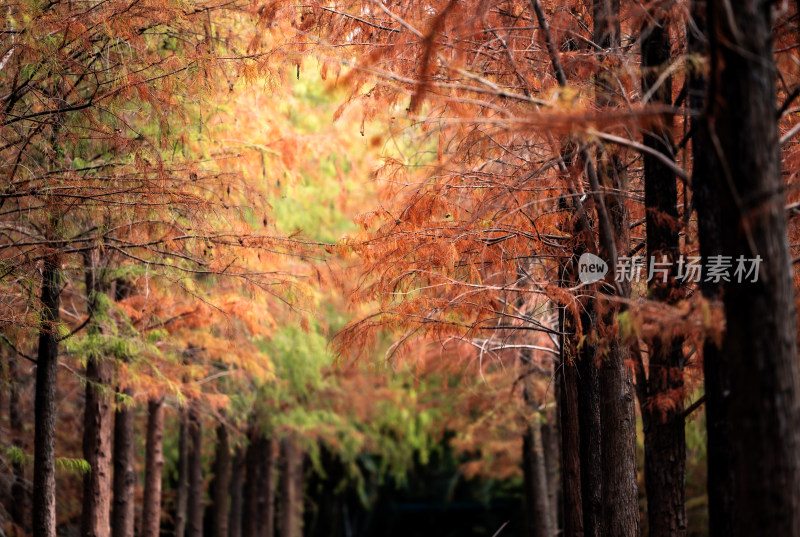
112, 387, 136, 537
187, 407, 204, 537
82, 250, 113, 537
598, 188, 639, 537
688, 2, 733, 536
261, 438, 277, 537
591, 1, 639, 535
557, 210, 584, 537
639, 9, 686, 537
33, 257, 61, 537
9, 352, 28, 530
212, 424, 231, 537
142, 398, 165, 537
243, 431, 277, 537
598, 336, 639, 537
576, 311, 601, 537
559, 350, 583, 537
112, 277, 136, 537
278, 437, 302, 537
519, 331, 554, 537
81, 356, 113, 537
592, 0, 620, 108
541, 409, 560, 535
229, 447, 245, 537
292, 447, 303, 537
242, 431, 264, 537
175, 408, 190, 537
522, 413, 554, 537
707, 0, 800, 534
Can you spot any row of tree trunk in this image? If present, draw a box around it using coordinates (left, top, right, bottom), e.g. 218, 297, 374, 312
525, 0, 800, 537
100, 404, 306, 537
9, 321, 305, 537
8, 246, 303, 537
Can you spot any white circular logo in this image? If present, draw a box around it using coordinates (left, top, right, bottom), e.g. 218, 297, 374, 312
578, 253, 608, 284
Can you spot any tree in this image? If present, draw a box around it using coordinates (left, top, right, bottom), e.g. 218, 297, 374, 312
0, 2, 303, 533
80, 251, 114, 537
175, 407, 191, 537
279, 3, 645, 535
187, 407, 205, 537
687, 1, 733, 534
706, 0, 800, 534
229, 446, 246, 537
521, 396, 554, 537
32, 255, 61, 537
212, 424, 232, 537
112, 281, 137, 537
278, 436, 303, 537
637, 5, 686, 537
6, 2, 800, 537
142, 398, 166, 537
111, 392, 136, 537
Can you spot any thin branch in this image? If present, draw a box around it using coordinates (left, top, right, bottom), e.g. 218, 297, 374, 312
57, 311, 93, 342
587, 129, 690, 183
319, 6, 399, 33
530, 0, 567, 87
683, 394, 706, 418
0, 333, 36, 363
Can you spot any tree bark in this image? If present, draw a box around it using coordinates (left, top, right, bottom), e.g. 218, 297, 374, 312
112, 279, 136, 537
559, 346, 583, 537
175, 407, 190, 537
187, 407, 204, 537
212, 424, 231, 537
141, 398, 165, 537
112, 388, 136, 537
597, 195, 639, 537
229, 447, 245, 537
591, 1, 640, 535
522, 412, 554, 537
292, 447, 303, 537
639, 9, 687, 537
278, 437, 302, 537
707, 0, 800, 534
242, 430, 264, 537
598, 336, 639, 537
541, 409, 561, 535
242, 430, 277, 537
261, 438, 277, 537
82, 251, 113, 537
576, 310, 601, 537
81, 355, 113, 537
557, 186, 584, 537
33, 256, 61, 537
688, 2, 733, 536
592, 0, 620, 107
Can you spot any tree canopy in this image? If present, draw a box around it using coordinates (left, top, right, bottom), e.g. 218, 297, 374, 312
2, 1, 800, 537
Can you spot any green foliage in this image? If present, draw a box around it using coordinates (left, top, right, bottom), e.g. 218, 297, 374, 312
5, 445, 30, 467
55, 457, 92, 476
271, 156, 361, 244
66, 332, 147, 364
258, 323, 330, 399
115, 390, 135, 408
10, 446, 95, 476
